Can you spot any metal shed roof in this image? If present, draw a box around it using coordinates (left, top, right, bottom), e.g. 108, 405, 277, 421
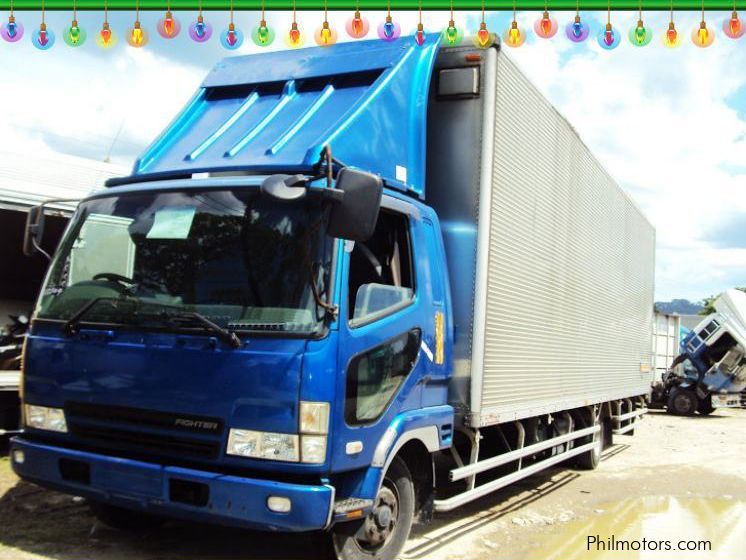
0, 149, 127, 213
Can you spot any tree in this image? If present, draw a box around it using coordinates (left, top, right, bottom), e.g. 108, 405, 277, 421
700, 287, 746, 315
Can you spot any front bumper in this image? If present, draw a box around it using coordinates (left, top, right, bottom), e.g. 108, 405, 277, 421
10, 438, 334, 532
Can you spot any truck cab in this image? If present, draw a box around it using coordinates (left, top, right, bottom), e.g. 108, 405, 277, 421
14, 37, 456, 559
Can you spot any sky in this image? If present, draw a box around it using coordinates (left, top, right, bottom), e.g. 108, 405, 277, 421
1, 8, 745, 302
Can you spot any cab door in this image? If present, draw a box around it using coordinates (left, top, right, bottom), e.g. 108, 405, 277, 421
330, 198, 434, 471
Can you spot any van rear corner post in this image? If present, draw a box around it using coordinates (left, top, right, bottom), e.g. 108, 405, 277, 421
12, 39, 655, 560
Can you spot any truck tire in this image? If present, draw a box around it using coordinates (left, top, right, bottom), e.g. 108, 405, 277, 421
667, 387, 697, 416
575, 417, 603, 470
89, 502, 164, 532
697, 395, 715, 416
332, 456, 415, 560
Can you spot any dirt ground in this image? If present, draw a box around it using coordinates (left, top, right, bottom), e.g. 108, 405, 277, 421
1, 408, 745, 560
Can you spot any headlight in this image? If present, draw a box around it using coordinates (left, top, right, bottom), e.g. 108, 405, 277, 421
299, 401, 330, 435
24, 404, 68, 433
301, 435, 327, 464
226, 429, 299, 462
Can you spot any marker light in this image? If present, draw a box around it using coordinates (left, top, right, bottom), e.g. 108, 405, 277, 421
597, 23, 620, 49
63, 19, 86, 47
377, 15, 400, 41
503, 20, 525, 48
189, 15, 212, 42
663, 21, 680, 47
220, 22, 243, 49
1, 15, 24, 42
127, 20, 149, 47
285, 21, 303, 48
565, 15, 589, 42
474, 21, 493, 48
314, 20, 338, 46
32, 22, 55, 50
251, 19, 275, 46
534, 10, 558, 38
629, 19, 652, 46
157, 10, 181, 38
95, 21, 117, 48
723, 10, 744, 38
346, 10, 369, 38
691, 20, 714, 47
414, 22, 426, 46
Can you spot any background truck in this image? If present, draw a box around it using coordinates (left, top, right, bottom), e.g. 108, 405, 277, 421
11, 37, 654, 560
651, 289, 746, 415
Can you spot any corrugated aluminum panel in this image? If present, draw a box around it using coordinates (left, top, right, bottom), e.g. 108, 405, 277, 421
469, 51, 655, 426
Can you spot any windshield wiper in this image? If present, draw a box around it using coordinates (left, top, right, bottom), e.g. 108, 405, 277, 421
63, 299, 241, 349
161, 311, 242, 349
63, 296, 136, 337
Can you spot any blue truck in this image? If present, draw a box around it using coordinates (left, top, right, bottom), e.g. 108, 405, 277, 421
11, 37, 654, 560
652, 289, 746, 415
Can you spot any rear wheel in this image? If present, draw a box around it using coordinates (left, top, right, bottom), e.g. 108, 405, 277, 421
667, 387, 697, 416
90, 502, 164, 532
575, 414, 603, 470
332, 457, 415, 560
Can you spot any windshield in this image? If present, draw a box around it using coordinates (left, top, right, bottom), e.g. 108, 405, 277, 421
36, 188, 334, 335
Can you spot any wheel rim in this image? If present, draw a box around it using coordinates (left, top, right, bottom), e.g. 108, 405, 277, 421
356, 482, 400, 552
674, 393, 693, 413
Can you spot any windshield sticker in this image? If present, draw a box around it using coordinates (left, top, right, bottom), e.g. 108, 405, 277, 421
146, 206, 196, 239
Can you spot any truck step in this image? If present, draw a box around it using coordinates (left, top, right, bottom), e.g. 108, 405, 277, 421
334, 498, 374, 515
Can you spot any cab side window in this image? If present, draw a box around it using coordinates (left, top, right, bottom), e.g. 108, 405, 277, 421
348, 210, 414, 326
345, 329, 421, 425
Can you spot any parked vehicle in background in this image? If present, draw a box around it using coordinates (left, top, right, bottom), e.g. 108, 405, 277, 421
11, 38, 654, 560
652, 289, 746, 416
0, 314, 28, 438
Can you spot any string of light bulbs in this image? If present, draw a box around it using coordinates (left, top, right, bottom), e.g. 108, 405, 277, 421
2, 1, 744, 52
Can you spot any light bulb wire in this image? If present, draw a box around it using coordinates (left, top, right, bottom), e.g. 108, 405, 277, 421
135, 0, 140, 24
198, 0, 202, 18
229, 0, 233, 24
638, 0, 642, 22
104, 0, 108, 24
260, 0, 264, 22
450, 0, 454, 22
41, 0, 44, 24
701, 0, 705, 24
607, 0, 611, 25
575, 0, 580, 18
512, 0, 516, 23
73, 0, 77, 22
386, 0, 390, 18
418, 0, 422, 25
292, 0, 296, 25
323, 0, 328, 24
481, 0, 485, 24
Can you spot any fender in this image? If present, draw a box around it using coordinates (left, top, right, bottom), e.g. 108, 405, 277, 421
353, 405, 453, 502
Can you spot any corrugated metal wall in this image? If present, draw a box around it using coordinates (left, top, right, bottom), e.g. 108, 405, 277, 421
471, 52, 655, 425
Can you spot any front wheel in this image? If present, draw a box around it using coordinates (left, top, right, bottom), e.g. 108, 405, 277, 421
331, 457, 415, 560
667, 387, 698, 416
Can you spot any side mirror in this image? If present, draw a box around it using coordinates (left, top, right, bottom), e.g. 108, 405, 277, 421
23, 205, 46, 257
327, 168, 383, 242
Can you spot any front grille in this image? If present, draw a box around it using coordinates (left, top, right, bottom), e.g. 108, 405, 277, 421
65, 402, 222, 461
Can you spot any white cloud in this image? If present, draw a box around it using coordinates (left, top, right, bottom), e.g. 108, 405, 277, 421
1, 9, 744, 301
